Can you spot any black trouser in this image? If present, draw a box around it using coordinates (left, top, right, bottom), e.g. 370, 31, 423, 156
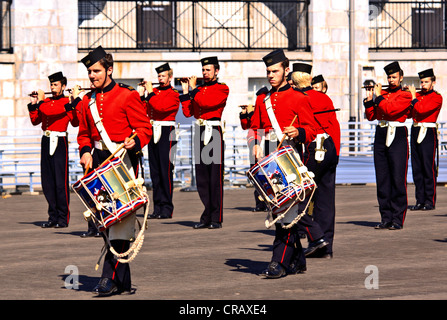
258, 140, 306, 269
411, 126, 438, 207
194, 124, 225, 225
41, 135, 70, 226
374, 125, 409, 227
272, 222, 305, 270
87, 148, 140, 291
148, 126, 177, 218
299, 136, 338, 254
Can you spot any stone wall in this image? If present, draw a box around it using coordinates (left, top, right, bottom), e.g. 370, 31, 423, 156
1, 0, 447, 134
3, 0, 78, 131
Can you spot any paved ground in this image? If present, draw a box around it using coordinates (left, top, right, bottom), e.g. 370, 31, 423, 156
1, 184, 447, 306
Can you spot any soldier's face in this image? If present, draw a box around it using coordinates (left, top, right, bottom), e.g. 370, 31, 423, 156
88, 61, 113, 89
420, 77, 434, 91
387, 71, 402, 88
50, 81, 65, 96
158, 70, 171, 86
266, 62, 289, 88
312, 82, 323, 92
202, 64, 218, 81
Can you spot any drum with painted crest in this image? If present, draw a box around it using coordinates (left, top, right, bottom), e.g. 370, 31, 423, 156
247, 145, 316, 227
72, 156, 148, 232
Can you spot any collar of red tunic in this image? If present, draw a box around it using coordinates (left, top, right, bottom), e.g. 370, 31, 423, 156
300, 86, 312, 92
419, 89, 434, 96
386, 85, 402, 93
271, 83, 291, 93
202, 80, 218, 86
157, 84, 172, 91
49, 94, 66, 100
94, 79, 116, 94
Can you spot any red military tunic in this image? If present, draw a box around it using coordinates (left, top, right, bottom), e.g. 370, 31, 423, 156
29, 95, 78, 130
181, 80, 229, 119
303, 88, 341, 155
77, 80, 152, 155
247, 84, 317, 147
412, 90, 443, 123
145, 85, 180, 121
364, 86, 412, 122
240, 111, 253, 130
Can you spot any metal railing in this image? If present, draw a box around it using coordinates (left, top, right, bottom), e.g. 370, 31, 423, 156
0, 0, 12, 53
2, 121, 447, 192
78, 0, 310, 51
369, 0, 447, 50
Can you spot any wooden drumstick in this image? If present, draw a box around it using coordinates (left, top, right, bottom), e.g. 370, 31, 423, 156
277, 115, 298, 151
100, 132, 138, 167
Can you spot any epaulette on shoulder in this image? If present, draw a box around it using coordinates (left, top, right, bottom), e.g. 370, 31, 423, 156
256, 86, 269, 96
172, 88, 179, 93
119, 83, 135, 91
219, 82, 226, 86
293, 87, 308, 95
435, 90, 441, 95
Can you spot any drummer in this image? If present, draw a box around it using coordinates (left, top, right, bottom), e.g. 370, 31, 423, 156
247, 49, 317, 278
69, 46, 152, 296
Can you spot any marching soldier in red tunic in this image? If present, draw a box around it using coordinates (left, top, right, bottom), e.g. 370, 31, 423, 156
291, 63, 340, 259
139, 63, 180, 219
28, 71, 78, 228
180, 56, 229, 229
248, 49, 317, 278
408, 68, 443, 211
363, 61, 412, 230
70, 46, 152, 296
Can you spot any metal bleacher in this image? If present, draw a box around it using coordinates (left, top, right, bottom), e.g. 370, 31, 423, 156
1, 121, 447, 194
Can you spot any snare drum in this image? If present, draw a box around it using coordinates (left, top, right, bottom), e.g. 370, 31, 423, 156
73, 156, 148, 232
247, 146, 316, 225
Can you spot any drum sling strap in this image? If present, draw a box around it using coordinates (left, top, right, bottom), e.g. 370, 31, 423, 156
264, 92, 286, 144
89, 92, 122, 157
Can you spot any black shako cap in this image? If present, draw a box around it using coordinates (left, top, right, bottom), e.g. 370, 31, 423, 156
418, 68, 434, 79
292, 62, 312, 74
384, 61, 401, 76
48, 71, 65, 83
311, 74, 325, 85
262, 49, 287, 67
200, 56, 219, 66
81, 46, 107, 68
156, 63, 170, 74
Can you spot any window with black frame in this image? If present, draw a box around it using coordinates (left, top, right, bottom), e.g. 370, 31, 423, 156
0, 0, 12, 53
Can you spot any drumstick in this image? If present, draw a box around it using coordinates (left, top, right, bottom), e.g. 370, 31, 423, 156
277, 115, 298, 151
100, 132, 138, 167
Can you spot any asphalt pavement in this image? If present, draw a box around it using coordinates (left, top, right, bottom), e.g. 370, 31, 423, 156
1, 183, 446, 309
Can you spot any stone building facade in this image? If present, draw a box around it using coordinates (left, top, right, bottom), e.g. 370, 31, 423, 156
1, 0, 446, 134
